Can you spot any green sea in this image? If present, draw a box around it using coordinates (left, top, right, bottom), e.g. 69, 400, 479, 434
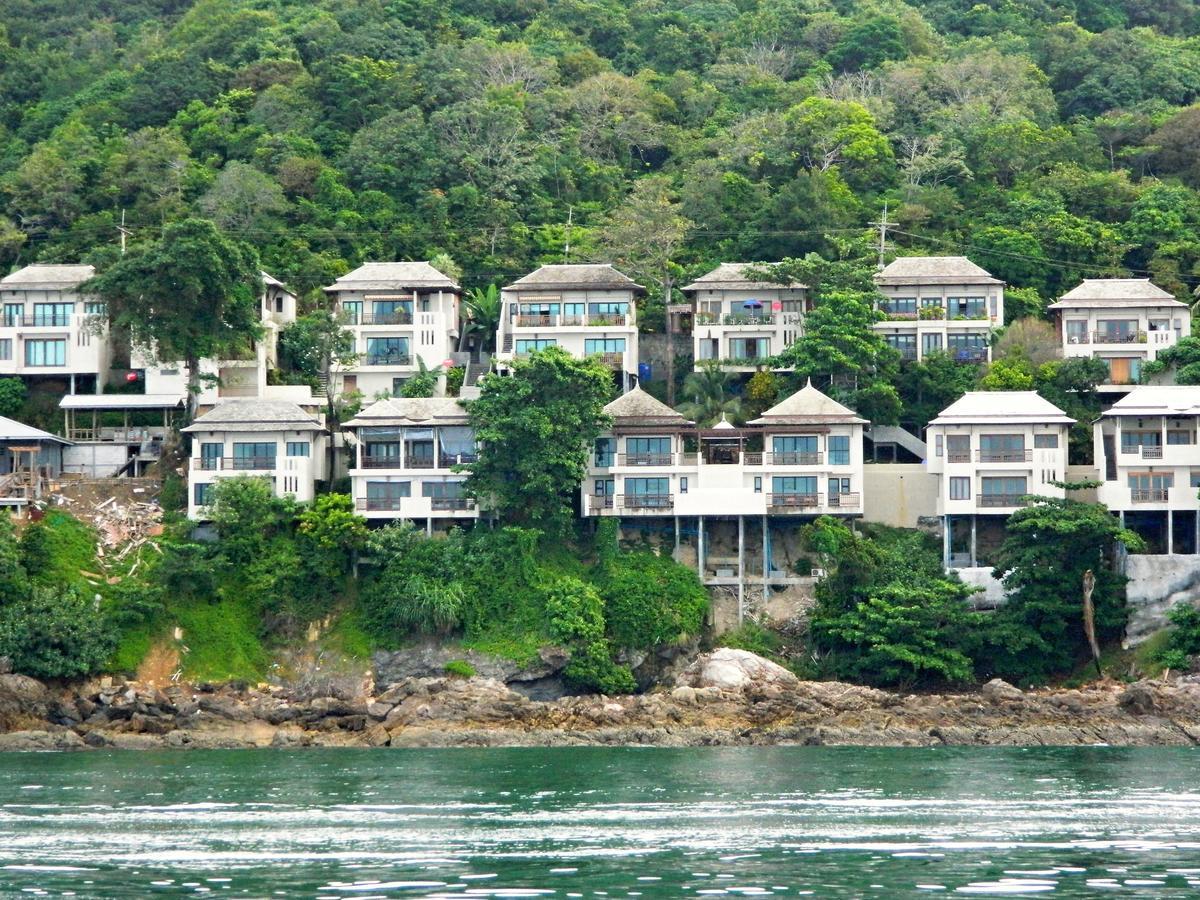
1, 747, 1198, 897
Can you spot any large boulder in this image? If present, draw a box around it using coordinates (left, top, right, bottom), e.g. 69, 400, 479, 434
372, 645, 571, 699
0, 674, 52, 730
676, 649, 800, 692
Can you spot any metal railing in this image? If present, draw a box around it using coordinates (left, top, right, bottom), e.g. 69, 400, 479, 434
976, 493, 1030, 508
946, 450, 972, 463
356, 496, 408, 511
768, 492, 822, 509
618, 493, 674, 510
894, 348, 918, 361
766, 451, 823, 465
1121, 444, 1163, 458
514, 313, 631, 328
2, 314, 74, 327
358, 311, 413, 325
192, 456, 278, 471
431, 496, 474, 511
827, 492, 860, 508
950, 348, 989, 363
363, 354, 412, 366
883, 310, 919, 320
977, 449, 1032, 462
589, 494, 615, 510
617, 452, 673, 466
1093, 331, 1145, 344
1131, 489, 1169, 503
592, 352, 625, 368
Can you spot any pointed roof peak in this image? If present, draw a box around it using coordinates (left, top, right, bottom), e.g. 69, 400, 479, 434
749, 381, 867, 425
603, 386, 693, 426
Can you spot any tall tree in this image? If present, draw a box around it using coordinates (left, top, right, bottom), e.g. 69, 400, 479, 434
465, 348, 613, 534
85, 218, 262, 419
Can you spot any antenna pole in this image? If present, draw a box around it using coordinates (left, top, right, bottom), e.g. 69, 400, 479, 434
868, 203, 896, 271
117, 209, 131, 255
563, 206, 573, 264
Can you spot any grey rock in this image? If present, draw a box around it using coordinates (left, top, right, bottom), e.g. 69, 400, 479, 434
1118, 682, 1159, 716
372, 644, 570, 691
0, 673, 52, 728
0, 729, 84, 751
981, 679, 1024, 702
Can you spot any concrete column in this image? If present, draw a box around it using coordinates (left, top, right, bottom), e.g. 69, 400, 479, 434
1194, 510, 1199, 556
970, 516, 978, 568
674, 516, 681, 557
698, 515, 706, 581
426, 517, 433, 537
1168, 509, 1174, 555
1120, 510, 1126, 529
762, 515, 769, 587
943, 516, 951, 569
69, 373, 75, 395
737, 515, 745, 624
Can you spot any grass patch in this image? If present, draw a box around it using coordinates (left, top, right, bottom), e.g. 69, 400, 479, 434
109, 621, 160, 675
173, 596, 270, 682
33, 511, 100, 588
1059, 630, 1173, 688
324, 608, 375, 660
460, 631, 544, 667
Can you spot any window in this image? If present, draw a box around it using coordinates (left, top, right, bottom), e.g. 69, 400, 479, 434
1128, 472, 1172, 500
584, 338, 626, 355
588, 302, 628, 316
199, 443, 222, 470
946, 434, 970, 462
366, 481, 410, 510
1065, 320, 1088, 344
1167, 430, 1194, 445
1097, 319, 1138, 341
626, 437, 671, 464
32, 302, 73, 326
232, 442, 276, 470
391, 377, 409, 397
340, 300, 362, 324
24, 339, 66, 366
922, 333, 943, 354
594, 478, 614, 496
773, 435, 818, 463
2, 303, 22, 326
680, 477, 688, 494
193, 483, 212, 506
948, 297, 986, 319
884, 333, 917, 358
84, 301, 106, 316
935, 434, 943, 458
828, 477, 850, 495
514, 338, 556, 354
370, 299, 412, 324
753, 476, 762, 493
594, 437, 615, 467
1121, 430, 1161, 452
881, 296, 916, 316
1149, 318, 1171, 332
1034, 433, 1058, 449
562, 302, 585, 320
0, 339, 9, 361
981, 476, 1027, 500
729, 337, 767, 360
947, 333, 987, 362
286, 442, 310, 457
365, 337, 409, 365
949, 477, 970, 500
979, 434, 1025, 461
518, 302, 560, 318
275, 296, 284, 313
422, 481, 464, 498
772, 476, 817, 496
1190, 471, 1200, 489
828, 435, 850, 466
624, 477, 670, 508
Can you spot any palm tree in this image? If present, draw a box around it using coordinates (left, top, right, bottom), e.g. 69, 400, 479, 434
459, 284, 502, 354
676, 363, 745, 426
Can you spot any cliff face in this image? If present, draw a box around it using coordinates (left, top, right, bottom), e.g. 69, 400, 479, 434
2, 651, 1200, 749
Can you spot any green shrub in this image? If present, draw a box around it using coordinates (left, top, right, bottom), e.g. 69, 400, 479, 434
1158, 604, 1200, 669
0, 585, 116, 679
17, 521, 51, 581
159, 473, 187, 516
444, 659, 475, 678
600, 551, 707, 650
563, 640, 636, 694
544, 576, 604, 644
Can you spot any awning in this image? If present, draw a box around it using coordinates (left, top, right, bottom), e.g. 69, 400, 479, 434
59, 394, 185, 410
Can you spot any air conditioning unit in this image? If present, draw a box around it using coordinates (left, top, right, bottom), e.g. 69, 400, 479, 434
810, 567, 827, 578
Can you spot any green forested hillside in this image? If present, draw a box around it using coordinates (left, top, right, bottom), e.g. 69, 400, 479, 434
4, 0, 1200, 303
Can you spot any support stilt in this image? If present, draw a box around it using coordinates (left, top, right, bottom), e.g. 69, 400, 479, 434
737, 515, 745, 624
970, 516, 977, 568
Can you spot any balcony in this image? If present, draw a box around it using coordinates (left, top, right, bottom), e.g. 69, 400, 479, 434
513, 313, 631, 328
977, 449, 1032, 463
591, 352, 625, 368
893, 347, 918, 361
3, 314, 74, 327
950, 348, 988, 363
618, 452, 673, 466
431, 496, 475, 511
618, 493, 673, 511
363, 353, 412, 366
192, 456, 278, 471
976, 493, 1030, 508
1093, 331, 1146, 344
768, 492, 821, 510
1132, 489, 1170, 503
1121, 444, 1163, 459
589, 494, 615, 511
827, 492, 860, 509
356, 496, 408, 511
883, 311, 919, 321
765, 451, 823, 466
358, 312, 413, 326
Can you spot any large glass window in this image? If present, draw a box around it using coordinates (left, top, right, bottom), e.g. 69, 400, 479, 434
949, 477, 970, 500
772, 476, 817, 495
881, 296, 916, 316
949, 297, 986, 318
422, 481, 465, 498
1097, 319, 1138, 341
979, 434, 1025, 461
438, 426, 477, 463
370, 299, 412, 324
2, 303, 22, 326
366, 481, 410, 510
981, 476, 1027, 499
946, 434, 970, 461
773, 435, 818, 463
364, 337, 409, 365
193, 483, 211, 506
1034, 433, 1059, 449
626, 437, 671, 464
828, 435, 850, 465
514, 339, 556, 354
199, 442, 222, 470
584, 338, 626, 354
1065, 320, 1088, 344
340, 300, 362, 324
24, 339, 66, 366
884, 333, 917, 358
232, 442, 276, 470
404, 428, 435, 468
729, 337, 767, 360
286, 442, 310, 457
1121, 430, 1161, 452
922, 332, 943, 354
623, 477, 670, 508
32, 302, 73, 326
1128, 472, 1172, 500
588, 302, 628, 317
594, 437, 615, 467
0, 339, 10, 360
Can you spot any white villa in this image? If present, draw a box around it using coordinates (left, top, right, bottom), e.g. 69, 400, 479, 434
496, 264, 642, 392
874, 256, 1004, 364
927, 391, 1073, 568
1094, 386, 1200, 554
1048, 279, 1191, 388
0, 264, 108, 394
324, 262, 462, 399
182, 399, 328, 519
342, 396, 479, 530
684, 263, 809, 370
138, 272, 302, 407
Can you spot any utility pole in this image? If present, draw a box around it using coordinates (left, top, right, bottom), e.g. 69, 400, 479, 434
117, 209, 131, 255
563, 206, 572, 264
868, 202, 896, 271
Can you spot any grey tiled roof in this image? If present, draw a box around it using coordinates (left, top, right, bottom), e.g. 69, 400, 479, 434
929, 391, 1074, 425
875, 256, 1002, 285
1, 264, 95, 290
505, 264, 645, 292
683, 263, 807, 292
324, 262, 460, 292
181, 400, 324, 433
0, 414, 70, 445
749, 380, 867, 425
1102, 386, 1200, 418
1049, 278, 1184, 309
343, 397, 470, 427
603, 386, 692, 425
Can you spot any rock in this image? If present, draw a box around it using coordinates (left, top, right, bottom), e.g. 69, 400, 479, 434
1118, 682, 1159, 716
366, 701, 394, 720
0, 656, 10, 675
0, 674, 52, 729
676, 649, 800, 693
670, 685, 696, 705
981, 679, 1024, 702
0, 729, 84, 751
372, 644, 570, 696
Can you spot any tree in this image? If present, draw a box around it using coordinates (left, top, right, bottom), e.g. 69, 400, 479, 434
777, 290, 893, 385
207, 476, 295, 568
982, 495, 1145, 682
0, 378, 26, 419
1141, 336, 1200, 384
677, 364, 744, 426
993, 318, 1061, 368
897, 352, 976, 432
0, 511, 28, 603
198, 161, 289, 232
85, 218, 263, 420
459, 284, 502, 354
296, 494, 368, 582
0, 585, 115, 679
979, 357, 1034, 391
466, 348, 613, 533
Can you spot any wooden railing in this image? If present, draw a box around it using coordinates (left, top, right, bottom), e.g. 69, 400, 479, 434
1093, 331, 1145, 344
976, 493, 1030, 508
1131, 489, 1169, 503
768, 492, 821, 509
977, 449, 1032, 463
618, 493, 674, 510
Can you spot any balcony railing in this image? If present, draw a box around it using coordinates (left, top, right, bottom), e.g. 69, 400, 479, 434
361, 456, 403, 468
3, 314, 74, 327
590, 494, 615, 510
894, 348, 918, 361
356, 496, 408, 511
1131, 489, 1170, 503
950, 348, 989, 363
431, 496, 475, 511
514, 313, 631, 328
976, 493, 1030, 508
1093, 331, 1145, 344
619, 493, 674, 510
358, 312, 413, 325
977, 449, 1032, 463
883, 310, 919, 320
766, 451, 823, 465
827, 492, 860, 508
193, 456, 278, 471
592, 352, 625, 368
768, 492, 821, 509
363, 353, 412, 366
946, 450, 971, 463
618, 452, 673, 466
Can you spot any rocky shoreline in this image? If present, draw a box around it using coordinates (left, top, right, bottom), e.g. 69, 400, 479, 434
2, 650, 1199, 750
